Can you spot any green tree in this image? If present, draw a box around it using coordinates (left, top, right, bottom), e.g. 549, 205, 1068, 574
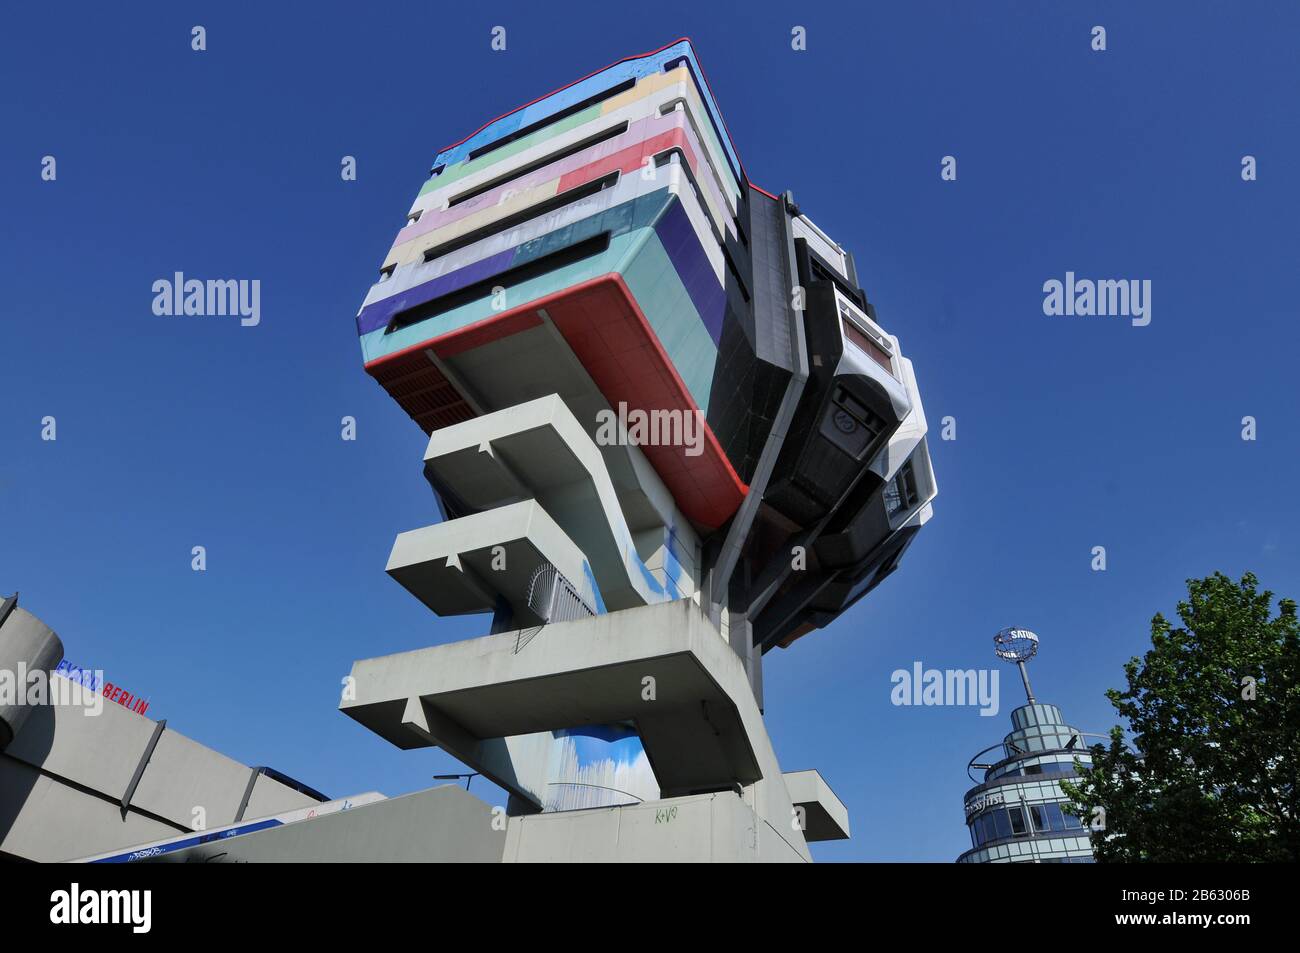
1062, 572, 1299, 861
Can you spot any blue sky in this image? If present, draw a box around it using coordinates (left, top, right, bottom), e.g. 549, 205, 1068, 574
2, 2, 1297, 861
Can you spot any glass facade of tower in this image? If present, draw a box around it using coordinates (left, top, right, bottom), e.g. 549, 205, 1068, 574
958, 702, 1096, 863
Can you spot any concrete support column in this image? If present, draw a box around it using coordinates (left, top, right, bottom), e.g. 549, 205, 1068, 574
727, 609, 762, 711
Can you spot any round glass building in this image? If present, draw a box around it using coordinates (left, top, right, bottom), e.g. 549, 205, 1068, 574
957, 629, 1097, 863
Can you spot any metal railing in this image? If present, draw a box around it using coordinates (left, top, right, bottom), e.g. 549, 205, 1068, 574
513, 562, 596, 654
526, 563, 595, 625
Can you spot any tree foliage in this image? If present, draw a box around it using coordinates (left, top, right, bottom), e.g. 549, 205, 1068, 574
1062, 572, 1299, 861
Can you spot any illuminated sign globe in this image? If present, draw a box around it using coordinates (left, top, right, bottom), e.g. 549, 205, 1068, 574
993, 627, 1039, 663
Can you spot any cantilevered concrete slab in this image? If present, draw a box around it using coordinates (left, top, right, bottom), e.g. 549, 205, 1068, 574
341, 598, 764, 799
783, 769, 851, 842
386, 499, 600, 622
423, 394, 689, 610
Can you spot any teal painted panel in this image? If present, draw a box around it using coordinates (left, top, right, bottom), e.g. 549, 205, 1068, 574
620, 231, 717, 410
361, 200, 720, 417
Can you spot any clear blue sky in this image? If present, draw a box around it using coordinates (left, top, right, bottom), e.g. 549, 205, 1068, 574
2, 2, 1297, 861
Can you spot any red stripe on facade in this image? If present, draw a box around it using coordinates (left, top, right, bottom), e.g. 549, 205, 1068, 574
554, 128, 697, 193
363, 273, 748, 528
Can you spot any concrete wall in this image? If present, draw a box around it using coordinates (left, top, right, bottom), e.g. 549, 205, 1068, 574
244, 773, 323, 822
1, 678, 319, 861
129, 729, 261, 829
0, 603, 65, 749
0, 757, 177, 862
504, 791, 806, 862
144, 785, 506, 863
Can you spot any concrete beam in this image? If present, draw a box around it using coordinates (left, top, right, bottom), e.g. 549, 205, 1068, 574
341, 599, 763, 798
783, 769, 850, 841
422, 394, 692, 609
386, 499, 598, 623
397, 695, 550, 811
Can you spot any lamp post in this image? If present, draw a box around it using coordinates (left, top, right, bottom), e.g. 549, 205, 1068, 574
433, 772, 478, 792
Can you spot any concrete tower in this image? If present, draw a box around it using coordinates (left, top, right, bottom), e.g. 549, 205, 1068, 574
338, 37, 936, 860
5, 38, 935, 864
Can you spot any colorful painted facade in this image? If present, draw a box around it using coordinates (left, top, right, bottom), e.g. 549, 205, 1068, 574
354, 37, 936, 666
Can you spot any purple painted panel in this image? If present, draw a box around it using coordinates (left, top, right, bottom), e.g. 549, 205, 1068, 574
655, 198, 725, 344
356, 247, 516, 336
